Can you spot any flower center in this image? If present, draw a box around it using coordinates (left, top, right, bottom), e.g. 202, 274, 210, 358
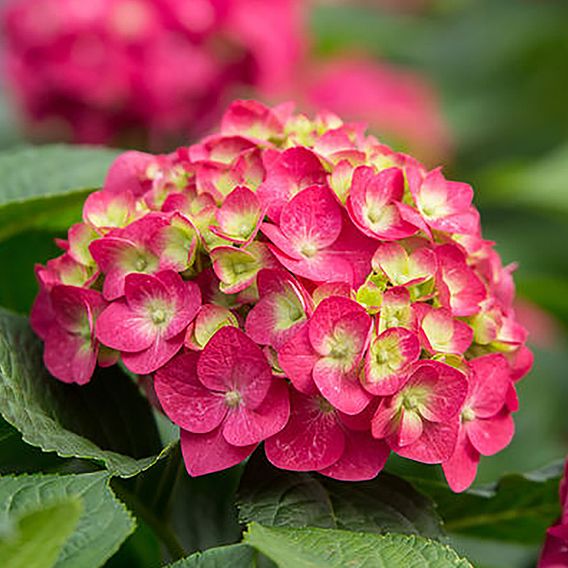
224, 390, 242, 408
462, 407, 476, 422
317, 396, 335, 414
151, 308, 167, 325
135, 257, 148, 271
300, 242, 318, 258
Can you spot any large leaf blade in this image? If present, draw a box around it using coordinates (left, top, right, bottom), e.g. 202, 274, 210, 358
0, 499, 82, 568
0, 307, 170, 477
244, 523, 473, 568
237, 454, 443, 539
409, 461, 563, 543
0, 144, 119, 241
0, 471, 135, 568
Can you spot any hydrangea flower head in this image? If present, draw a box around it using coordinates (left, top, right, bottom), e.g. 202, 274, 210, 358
31, 100, 532, 491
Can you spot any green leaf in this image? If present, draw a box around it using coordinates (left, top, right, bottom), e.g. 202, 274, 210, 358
0, 307, 171, 478
244, 523, 473, 568
0, 499, 82, 568
0, 471, 135, 568
0, 144, 119, 241
0, 230, 63, 314
167, 544, 257, 568
237, 454, 443, 539
408, 461, 563, 544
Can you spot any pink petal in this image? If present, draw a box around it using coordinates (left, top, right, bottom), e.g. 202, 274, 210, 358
468, 354, 511, 418
197, 327, 272, 408
308, 296, 369, 355
51, 285, 104, 333
121, 331, 184, 374
313, 359, 372, 415
268, 245, 354, 285
319, 430, 390, 481
245, 273, 307, 350
436, 244, 486, 317
395, 408, 424, 447
363, 327, 420, 396
280, 185, 343, 249
264, 390, 346, 472
392, 418, 459, 464
154, 352, 227, 434
181, 426, 257, 477
466, 410, 515, 456
257, 147, 327, 222
44, 325, 96, 385
377, 286, 414, 333
221, 99, 283, 140
96, 300, 155, 352
31, 287, 54, 340
155, 272, 202, 339
408, 360, 468, 422
223, 378, 290, 446
442, 427, 480, 493
371, 398, 400, 439
103, 151, 154, 197
278, 325, 318, 394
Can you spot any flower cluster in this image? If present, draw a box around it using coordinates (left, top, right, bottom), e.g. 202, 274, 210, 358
31, 100, 532, 491
539, 459, 568, 567
1, 0, 302, 145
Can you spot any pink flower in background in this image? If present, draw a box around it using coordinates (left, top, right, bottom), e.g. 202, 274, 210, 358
31, 100, 531, 489
2, 0, 454, 168
304, 58, 451, 164
1, 0, 304, 146
539, 459, 568, 567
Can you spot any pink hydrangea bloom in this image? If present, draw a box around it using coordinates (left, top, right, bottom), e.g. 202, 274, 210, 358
31, 100, 531, 489
1, 0, 303, 146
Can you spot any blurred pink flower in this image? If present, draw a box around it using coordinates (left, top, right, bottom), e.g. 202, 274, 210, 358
303, 58, 452, 163
1, 0, 304, 146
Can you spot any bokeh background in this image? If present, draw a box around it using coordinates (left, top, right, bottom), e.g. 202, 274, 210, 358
1, 1, 567, 566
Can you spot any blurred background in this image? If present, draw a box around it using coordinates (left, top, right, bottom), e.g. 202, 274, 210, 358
0, 0, 567, 566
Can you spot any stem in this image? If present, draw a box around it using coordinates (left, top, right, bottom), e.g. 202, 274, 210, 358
112, 478, 187, 561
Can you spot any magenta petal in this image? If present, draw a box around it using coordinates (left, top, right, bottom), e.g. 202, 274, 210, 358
96, 301, 155, 352
371, 398, 400, 439
181, 427, 257, 477
468, 354, 511, 418
319, 429, 390, 481
44, 325, 96, 385
313, 359, 371, 415
442, 427, 480, 493
280, 185, 343, 248
278, 325, 318, 394
395, 408, 424, 447
154, 352, 227, 434
264, 390, 345, 471
308, 296, 368, 354
223, 378, 290, 446
466, 410, 514, 456
392, 418, 459, 464
121, 331, 184, 374
197, 327, 272, 408
409, 361, 468, 422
